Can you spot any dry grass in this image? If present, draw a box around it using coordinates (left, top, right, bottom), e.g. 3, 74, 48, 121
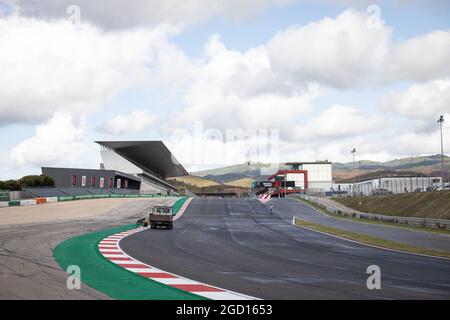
168, 175, 220, 187
334, 191, 450, 220
225, 177, 254, 188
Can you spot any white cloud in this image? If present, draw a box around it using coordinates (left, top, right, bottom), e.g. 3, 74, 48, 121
388, 30, 450, 82
171, 35, 319, 134
294, 105, 387, 141
266, 10, 392, 88
7, 0, 293, 30
266, 10, 450, 88
9, 112, 92, 167
0, 15, 170, 126
381, 78, 450, 123
2, 7, 450, 176
98, 110, 157, 135
370, 120, 450, 157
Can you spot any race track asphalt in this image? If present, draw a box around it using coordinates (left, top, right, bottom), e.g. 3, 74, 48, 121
275, 197, 450, 252
120, 197, 450, 300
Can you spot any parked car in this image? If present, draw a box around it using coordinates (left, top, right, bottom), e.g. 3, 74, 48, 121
371, 188, 393, 195
414, 187, 423, 192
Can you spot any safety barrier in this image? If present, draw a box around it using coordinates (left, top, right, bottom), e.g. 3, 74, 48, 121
0, 193, 168, 208
0, 190, 9, 202
35, 197, 47, 204
292, 194, 450, 231
20, 199, 37, 206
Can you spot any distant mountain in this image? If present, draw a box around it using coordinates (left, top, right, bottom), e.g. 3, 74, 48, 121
190, 154, 449, 184
333, 154, 449, 181
193, 162, 288, 184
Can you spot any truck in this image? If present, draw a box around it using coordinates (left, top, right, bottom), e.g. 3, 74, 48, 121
137, 205, 174, 229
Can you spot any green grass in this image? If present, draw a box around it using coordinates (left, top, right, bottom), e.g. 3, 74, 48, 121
53, 224, 206, 300
291, 195, 450, 236
172, 196, 189, 214
333, 191, 450, 220
293, 217, 450, 259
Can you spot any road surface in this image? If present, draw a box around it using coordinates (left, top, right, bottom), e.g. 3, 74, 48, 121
121, 197, 450, 299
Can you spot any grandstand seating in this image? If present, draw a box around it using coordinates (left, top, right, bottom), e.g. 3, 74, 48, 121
24, 188, 68, 198
23, 187, 140, 198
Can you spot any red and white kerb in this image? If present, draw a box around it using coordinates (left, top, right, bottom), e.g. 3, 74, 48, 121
98, 198, 256, 300
258, 194, 271, 204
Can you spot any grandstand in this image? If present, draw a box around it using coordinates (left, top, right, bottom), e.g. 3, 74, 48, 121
34, 141, 188, 198
23, 187, 140, 198
96, 141, 187, 195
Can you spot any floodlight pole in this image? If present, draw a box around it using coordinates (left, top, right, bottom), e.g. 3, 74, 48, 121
438, 115, 445, 189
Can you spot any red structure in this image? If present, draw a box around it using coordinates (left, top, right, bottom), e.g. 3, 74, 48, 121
267, 170, 308, 197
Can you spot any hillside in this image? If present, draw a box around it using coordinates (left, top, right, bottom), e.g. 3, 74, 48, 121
225, 177, 254, 188
333, 154, 449, 181
191, 154, 449, 184
167, 175, 219, 188
333, 191, 450, 220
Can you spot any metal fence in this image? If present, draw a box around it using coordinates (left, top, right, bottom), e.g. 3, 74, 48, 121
0, 190, 9, 202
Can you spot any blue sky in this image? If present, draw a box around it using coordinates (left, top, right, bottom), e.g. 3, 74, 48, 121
0, 0, 449, 179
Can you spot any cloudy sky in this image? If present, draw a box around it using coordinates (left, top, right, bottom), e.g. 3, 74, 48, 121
0, 0, 449, 178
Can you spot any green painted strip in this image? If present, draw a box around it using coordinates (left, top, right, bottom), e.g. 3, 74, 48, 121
172, 196, 189, 214
53, 224, 207, 300
58, 196, 75, 201
8, 200, 20, 206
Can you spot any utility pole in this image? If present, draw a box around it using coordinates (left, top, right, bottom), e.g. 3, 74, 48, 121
351, 148, 356, 196
438, 115, 445, 189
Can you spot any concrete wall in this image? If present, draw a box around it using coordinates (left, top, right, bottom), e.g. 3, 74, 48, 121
100, 149, 143, 174
140, 179, 170, 195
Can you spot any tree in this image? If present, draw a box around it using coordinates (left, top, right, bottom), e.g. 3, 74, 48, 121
0, 175, 55, 191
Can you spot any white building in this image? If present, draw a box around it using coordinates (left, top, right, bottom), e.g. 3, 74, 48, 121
333, 175, 443, 196
286, 162, 333, 192
267, 161, 333, 196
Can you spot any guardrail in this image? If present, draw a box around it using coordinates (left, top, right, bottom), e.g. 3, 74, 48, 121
291, 194, 450, 231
